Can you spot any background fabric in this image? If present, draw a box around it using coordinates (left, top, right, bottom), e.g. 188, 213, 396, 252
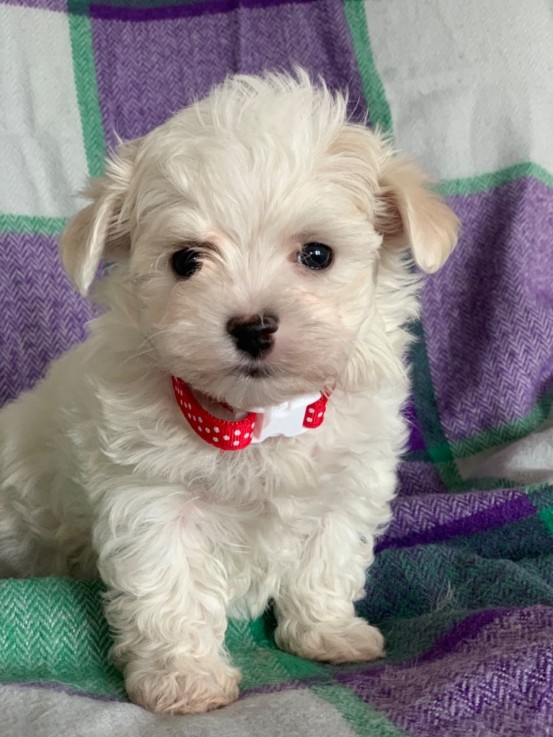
1, 1, 553, 735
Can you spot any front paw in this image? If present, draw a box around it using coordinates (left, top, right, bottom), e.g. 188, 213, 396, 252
125, 661, 241, 714
276, 616, 385, 664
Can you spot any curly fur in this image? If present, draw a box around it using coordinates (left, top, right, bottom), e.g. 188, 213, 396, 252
0, 71, 458, 714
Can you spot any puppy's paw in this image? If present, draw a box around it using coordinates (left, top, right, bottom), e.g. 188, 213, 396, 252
126, 662, 241, 714
276, 616, 384, 664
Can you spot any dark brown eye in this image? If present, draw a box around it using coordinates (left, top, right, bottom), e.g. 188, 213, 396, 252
171, 248, 202, 279
297, 242, 333, 270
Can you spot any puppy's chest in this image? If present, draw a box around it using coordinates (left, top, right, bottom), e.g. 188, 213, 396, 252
185, 440, 334, 550
210, 496, 323, 616
196, 437, 327, 502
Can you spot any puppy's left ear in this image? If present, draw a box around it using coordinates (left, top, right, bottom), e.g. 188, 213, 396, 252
60, 139, 140, 295
375, 154, 459, 273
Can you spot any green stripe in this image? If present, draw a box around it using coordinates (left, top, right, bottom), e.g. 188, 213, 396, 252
344, 0, 393, 134
84, 0, 201, 6
68, 0, 105, 178
437, 162, 553, 197
442, 390, 553, 460
226, 615, 325, 690
0, 215, 67, 236
312, 683, 407, 737
409, 321, 462, 489
527, 483, 553, 512
344, 5, 552, 203
344, 1, 461, 488
451, 476, 520, 493
539, 506, 553, 537
407, 389, 553, 465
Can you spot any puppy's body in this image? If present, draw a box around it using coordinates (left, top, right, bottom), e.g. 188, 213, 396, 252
0, 73, 457, 713
0, 273, 404, 583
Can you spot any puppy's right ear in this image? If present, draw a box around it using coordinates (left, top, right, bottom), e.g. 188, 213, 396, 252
60, 140, 139, 295
375, 154, 459, 273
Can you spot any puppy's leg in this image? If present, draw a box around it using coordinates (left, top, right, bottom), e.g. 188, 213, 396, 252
0, 473, 92, 578
274, 513, 384, 663
95, 506, 239, 714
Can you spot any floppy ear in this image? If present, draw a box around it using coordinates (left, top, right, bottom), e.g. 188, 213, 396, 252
375, 154, 459, 273
60, 140, 139, 295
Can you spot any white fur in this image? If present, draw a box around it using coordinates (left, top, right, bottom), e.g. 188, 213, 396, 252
0, 72, 458, 714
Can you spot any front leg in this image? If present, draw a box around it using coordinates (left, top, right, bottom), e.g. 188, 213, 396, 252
274, 512, 384, 664
94, 501, 240, 714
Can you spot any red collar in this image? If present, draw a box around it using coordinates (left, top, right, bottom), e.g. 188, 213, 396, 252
172, 376, 328, 451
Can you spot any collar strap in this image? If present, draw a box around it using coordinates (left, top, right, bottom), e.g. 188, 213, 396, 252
172, 376, 328, 451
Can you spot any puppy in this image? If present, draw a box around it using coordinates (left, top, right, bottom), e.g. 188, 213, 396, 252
0, 72, 458, 714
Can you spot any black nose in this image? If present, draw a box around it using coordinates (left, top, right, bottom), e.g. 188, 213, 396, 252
226, 313, 279, 359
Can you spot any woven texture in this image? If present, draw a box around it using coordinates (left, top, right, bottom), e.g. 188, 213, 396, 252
1, 0, 553, 735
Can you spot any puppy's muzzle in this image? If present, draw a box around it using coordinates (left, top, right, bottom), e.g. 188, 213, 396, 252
227, 313, 279, 359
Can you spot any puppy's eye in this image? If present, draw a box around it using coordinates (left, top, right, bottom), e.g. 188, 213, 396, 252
297, 242, 333, 270
171, 248, 202, 279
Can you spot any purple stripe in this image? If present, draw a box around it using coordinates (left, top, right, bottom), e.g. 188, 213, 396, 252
383, 486, 536, 541
92, 0, 364, 146
376, 493, 536, 552
243, 609, 527, 697
336, 606, 553, 734
396, 460, 448, 496
407, 608, 509, 665
403, 396, 426, 453
336, 608, 513, 688
0, 233, 95, 407
91, 0, 315, 21
423, 177, 553, 442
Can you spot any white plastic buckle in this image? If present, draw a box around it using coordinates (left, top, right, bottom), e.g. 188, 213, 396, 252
248, 392, 321, 443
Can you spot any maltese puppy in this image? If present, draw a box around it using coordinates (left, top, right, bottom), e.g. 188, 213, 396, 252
0, 72, 458, 714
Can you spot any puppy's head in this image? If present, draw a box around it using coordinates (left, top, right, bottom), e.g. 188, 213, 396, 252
60, 72, 458, 408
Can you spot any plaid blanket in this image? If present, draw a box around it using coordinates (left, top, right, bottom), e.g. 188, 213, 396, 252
1, 1, 553, 735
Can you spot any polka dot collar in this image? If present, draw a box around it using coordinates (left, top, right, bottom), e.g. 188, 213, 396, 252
172, 376, 329, 451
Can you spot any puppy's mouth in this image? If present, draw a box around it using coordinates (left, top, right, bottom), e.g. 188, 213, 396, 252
235, 364, 275, 379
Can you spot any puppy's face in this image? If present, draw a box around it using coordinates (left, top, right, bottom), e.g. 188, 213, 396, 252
61, 74, 458, 408
128, 140, 382, 409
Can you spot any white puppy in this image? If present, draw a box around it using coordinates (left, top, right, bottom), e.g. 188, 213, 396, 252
0, 72, 458, 714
